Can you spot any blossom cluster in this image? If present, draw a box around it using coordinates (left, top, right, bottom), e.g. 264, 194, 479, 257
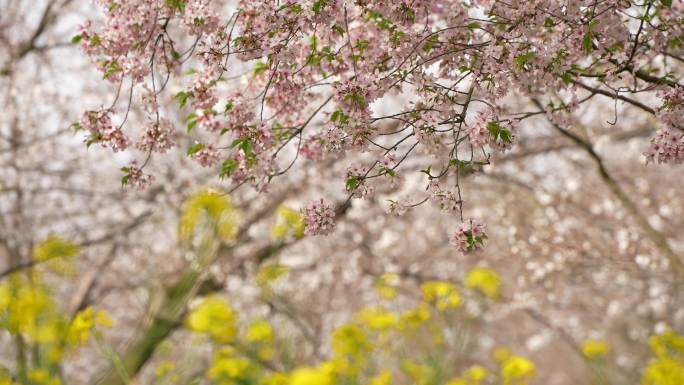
449, 218, 487, 254
302, 199, 336, 236
78, 0, 684, 248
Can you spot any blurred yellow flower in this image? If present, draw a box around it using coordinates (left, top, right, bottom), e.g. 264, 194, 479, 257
374, 273, 399, 300
179, 190, 237, 241
332, 324, 371, 358
246, 319, 274, 344
261, 372, 289, 385
445, 364, 488, 385
28, 369, 61, 385
401, 360, 433, 385
256, 263, 290, 287
649, 330, 684, 359
355, 307, 398, 331
445, 379, 467, 385
581, 339, 610, 359
465, 267, 501, 299
208, 352, 250, 382
271, 206, 305, 240
421, 281, 461, 311
642, 330, 684, 385
369, 370, 392, 385
399, 303, 431, 331
68, 307, 113, 345
641, 357, 684, 385
33, 236, 80, 262
464, 365, 488, 384
186, 297, 237, 343
500, 355, 536, 385
289, 363, 334, 385
155, 361, 176, 378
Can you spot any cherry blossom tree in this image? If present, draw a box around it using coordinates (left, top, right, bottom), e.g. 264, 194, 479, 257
76, 0, 684, 263
2, 1, 684, 385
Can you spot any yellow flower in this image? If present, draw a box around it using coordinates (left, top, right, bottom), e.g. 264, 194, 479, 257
27, 369, 61, 385
0, 283, 10, 312
501, 355, 536, 385
641, 357, 684, 385
581, 339, 610, 359
155, 361, 176, 378
369, 370, 392, 385
47, 345, 65, 364
421, 281, 461, 311
649, 330, 684, 359
256, 263, 290, 287
332, 324, 371, 358
445, 379, 467, 385
0, 369, 14, 385
33, 236, 80, 276
355, 307, 398, 331
186, 297, 237, 343
271, 206, 305, 240
401, 360, 433, 385
494, 346, 512, 362
261, 372, 289, 385
445, 364, 488, 385
374, 273, 399, 300
642, 330, 684, 385
33, 236, 79, 262
68, 307, 113, 345
465, 267, 501, 299
289, 363, 334, 385
464, 365, 488, 384
399, 303, 431, 331
179, 190, 237, 241
208, 352, 250, 381
246, 319, 274, 344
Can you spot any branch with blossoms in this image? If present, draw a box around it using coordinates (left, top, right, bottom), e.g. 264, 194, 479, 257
77, 0, 684, 254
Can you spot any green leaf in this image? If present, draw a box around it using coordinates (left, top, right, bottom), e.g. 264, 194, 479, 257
89, 34, 101, 46
661, 0, 672, 6
467, 22, 481, 30
240, 140, 253, 156
486, 121, 513, 144
186, 143, 204, 156
219, 159, 239, 179
253, 61, 269, 76
312, 0, 329, 14
176, 91, 190, 108
514, 51, 536, 70
331, 24, 345, 36
71, 35, 83, 45
102, 59, 121, 80
187, 120, 198, 133
345, 175, 360, 192
449, 159, 468, 174
582, 33, 593, 53
185, 113, 198, 133
420, 165, 433, 178
164, 0, 185, 12
561, 71, 573, 85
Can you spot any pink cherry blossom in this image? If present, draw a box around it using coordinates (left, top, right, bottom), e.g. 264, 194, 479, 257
450, 218, 487, 254
303, 199, 336, 236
